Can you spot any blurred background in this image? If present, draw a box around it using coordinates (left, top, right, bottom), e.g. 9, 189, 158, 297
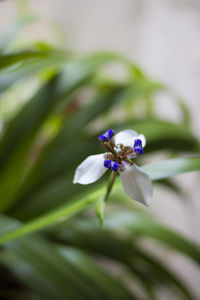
0, 0, 200, 299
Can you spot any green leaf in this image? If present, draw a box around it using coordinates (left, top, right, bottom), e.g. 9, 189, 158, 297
154, 178, 184, 197
0, 51, 137, 212
9, 116, 199, 219
0, 215, 136, 300
10, 87, 128, 216
0, 51, 54, 70
142, 156, 200, 180
0, 56, 64, 96
113, 119, 199, 153
59, 247, 137, 300
0, 61, 94, 211
0, 156, 199, 244
0, 185, 103, 245
50, 227, 193, 299
103, 211, 200, 265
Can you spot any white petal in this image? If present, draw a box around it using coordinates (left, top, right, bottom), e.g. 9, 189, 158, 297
120, 164, 153, 206
73, 154, 107, 185
136, 134, 146, 147
114, 129, 138, 147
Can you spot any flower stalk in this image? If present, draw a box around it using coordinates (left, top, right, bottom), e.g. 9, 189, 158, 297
104, 171, 117, 202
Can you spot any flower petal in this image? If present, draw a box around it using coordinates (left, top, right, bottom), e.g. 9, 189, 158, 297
120, 164, 153, 206
136, 134, 146, 148
73, 154, 107, 185
114, 129, 138, 147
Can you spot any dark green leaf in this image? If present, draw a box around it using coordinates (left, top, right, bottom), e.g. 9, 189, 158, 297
0, 156, 199, 244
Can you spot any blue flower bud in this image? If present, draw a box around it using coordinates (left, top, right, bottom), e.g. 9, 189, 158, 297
98, 129, 115, 142
110, 161, 120, 172
134, 139, 142, 147
98, 134, 107, 142
104, 160, 120, 172
106, 129, 115, 139
133, 139, 143, 155
104, 159, 112, 169
134, 146, 144, 156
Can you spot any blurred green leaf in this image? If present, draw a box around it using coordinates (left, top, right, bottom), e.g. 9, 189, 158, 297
0, 156, 199, 244
114, 119, 199, 152
10, 86, 129, 214
0, 51, 54, 70
0, 51, 140, 213
0, 15, 199, 300
143, 156, 200, 180
103, 211, 200, 265
50, 226, 194, 300
0, 215, 136, 300
154, 178, 184, 196
0, 60, 96, 211
178, 99, 191, 128
0, 56, 64, 96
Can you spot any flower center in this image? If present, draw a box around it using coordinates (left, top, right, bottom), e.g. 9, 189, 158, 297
98, 129, 144, 172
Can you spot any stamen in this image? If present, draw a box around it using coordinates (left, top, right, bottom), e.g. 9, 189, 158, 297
134, 146, 144, 155
98, 129, 115, 143
104, 160, 120, 172
98, 134, 108, 142
106, 129, 115, 140
127, 153, 137, 159
134, 139, 142, 147
110, 161, 120, 172
105, 153, 115, 160
102, 131, 144, 174
104, 160, 112, 169
133, 139, 144, 155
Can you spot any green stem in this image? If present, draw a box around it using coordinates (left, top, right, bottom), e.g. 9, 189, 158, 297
104, 171, 117, 202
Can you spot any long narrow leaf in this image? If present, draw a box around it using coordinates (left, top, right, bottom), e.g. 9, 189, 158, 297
0, 215, 135, 300
0, 156, 199, 244
50, 228, 193, 299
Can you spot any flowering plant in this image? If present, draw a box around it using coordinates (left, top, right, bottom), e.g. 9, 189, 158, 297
73, 129, 153, 206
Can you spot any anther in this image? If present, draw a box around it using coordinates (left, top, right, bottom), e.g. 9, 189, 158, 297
133, 139, 144, 156
110, 161, 120, 172
104, 160, 112, 169
98, 129, 115, 143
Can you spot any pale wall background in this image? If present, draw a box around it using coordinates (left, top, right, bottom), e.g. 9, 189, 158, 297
0, 0, 200, 299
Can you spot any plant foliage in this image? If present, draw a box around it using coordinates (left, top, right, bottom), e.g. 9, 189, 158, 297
0, 16, 199, 300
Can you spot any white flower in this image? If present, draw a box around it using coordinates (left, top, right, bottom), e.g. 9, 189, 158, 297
73, 129, 153, 206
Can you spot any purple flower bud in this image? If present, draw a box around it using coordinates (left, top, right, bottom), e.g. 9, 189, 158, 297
133, 139, 143, 155
106, 129, 115, 139
104, 160, 120, 172
98, 129, 115, 143
104, 159, 112, 169
110, 161, 120, 172
134, 146, 144, 156
98, 134, 108, 142
134, 139, 142, 147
